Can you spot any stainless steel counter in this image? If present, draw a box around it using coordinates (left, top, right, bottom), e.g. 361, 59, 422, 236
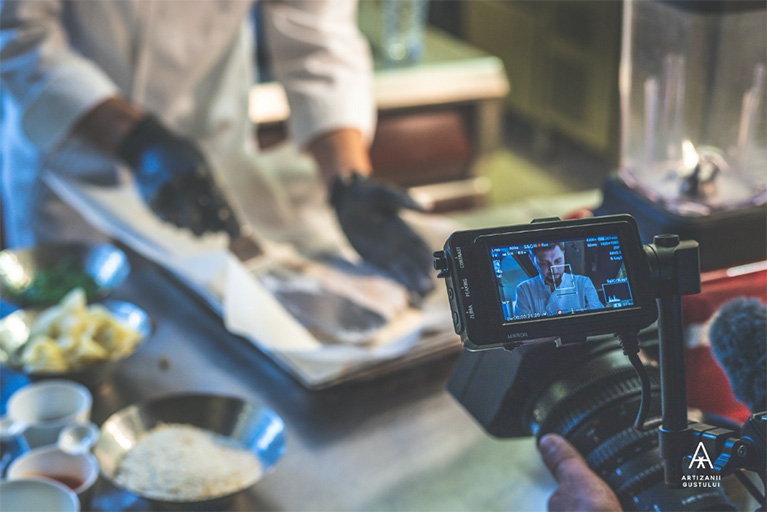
0, 192, 612, 510
61, 251, 557, 511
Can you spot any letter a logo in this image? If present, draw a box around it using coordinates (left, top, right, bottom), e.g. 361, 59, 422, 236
689, 441, 713, 469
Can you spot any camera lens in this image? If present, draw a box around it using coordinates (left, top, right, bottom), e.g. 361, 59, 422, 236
526, 339, 735, 511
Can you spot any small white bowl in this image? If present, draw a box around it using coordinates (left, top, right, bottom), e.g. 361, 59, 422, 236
0, 477, 80, 512
8, 445, 99, 498
6, 380, 92, 448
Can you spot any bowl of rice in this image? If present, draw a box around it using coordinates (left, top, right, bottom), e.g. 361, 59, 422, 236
93, 393, 285, 508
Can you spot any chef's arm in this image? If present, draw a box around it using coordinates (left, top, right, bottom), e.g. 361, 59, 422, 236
74, 97, 240, 237
309, 127, 435, 298
0, 0, 120, 152
306, 128, 372, 187
261, 0, 376, 154
73, 97, 144, 155
264, 0, 434, 297
0, 0, 232, 235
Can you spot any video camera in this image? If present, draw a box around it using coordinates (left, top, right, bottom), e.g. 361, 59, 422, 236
435, 214, 766, 511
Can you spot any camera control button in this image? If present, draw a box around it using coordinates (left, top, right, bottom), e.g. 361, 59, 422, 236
653, 234, 680, 247
447, 287, 454, 300
433, 251, 449, 277
452, 311, 462, 332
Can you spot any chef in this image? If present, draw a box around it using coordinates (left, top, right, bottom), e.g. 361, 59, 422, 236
513, 243, 603, 317
0, 0, 433, 297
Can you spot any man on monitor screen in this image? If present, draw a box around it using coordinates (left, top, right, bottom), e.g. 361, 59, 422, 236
513, 243, 602, 317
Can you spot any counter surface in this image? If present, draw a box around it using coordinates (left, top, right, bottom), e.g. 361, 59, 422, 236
74, 252, 555, 511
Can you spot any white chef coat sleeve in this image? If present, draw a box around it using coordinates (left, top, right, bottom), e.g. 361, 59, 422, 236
0, 0, 119, 152
261, 0, 376, 149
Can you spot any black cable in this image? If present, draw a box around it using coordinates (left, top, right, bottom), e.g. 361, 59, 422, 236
619, 331, 661, 432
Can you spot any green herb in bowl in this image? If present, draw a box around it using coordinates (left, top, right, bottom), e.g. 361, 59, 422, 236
0, 243, 130, 308
6, 264, 100, 306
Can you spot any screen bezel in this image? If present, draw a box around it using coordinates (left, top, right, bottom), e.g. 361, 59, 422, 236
459, 217, 656, 349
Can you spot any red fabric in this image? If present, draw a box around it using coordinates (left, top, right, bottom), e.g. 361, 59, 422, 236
685, 345, 752, 423
683, 269, 766, 423
683, 269, 767, 325
562, 209, 594, 220
564, 206, 762, 422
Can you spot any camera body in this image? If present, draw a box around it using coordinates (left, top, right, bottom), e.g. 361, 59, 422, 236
439, 214, 744, 510
434, 215, 658, 350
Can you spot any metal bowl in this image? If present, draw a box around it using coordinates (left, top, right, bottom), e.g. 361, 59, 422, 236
0, 243, 130, 308
0, 300, 152, 388
93, 393, 286, 509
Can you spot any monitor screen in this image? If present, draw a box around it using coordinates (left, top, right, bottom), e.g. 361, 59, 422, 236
489, 235, 634, 323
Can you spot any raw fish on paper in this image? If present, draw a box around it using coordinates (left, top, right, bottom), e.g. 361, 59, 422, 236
256, 257, 409, 345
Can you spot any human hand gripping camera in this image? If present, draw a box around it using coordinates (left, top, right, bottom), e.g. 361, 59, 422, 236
535, 297, 767, 512
538, 433, 622, 511
435, 215, 766, 511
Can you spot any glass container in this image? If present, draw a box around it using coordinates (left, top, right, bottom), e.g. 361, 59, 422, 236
619, 0, 766, 216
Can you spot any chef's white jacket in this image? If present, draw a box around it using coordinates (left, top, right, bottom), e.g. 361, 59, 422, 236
0, 0, 375, 247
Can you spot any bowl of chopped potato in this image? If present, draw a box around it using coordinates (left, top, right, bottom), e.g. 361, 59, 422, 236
0, 288, 151, 387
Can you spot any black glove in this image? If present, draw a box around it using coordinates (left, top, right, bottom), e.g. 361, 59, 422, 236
117, 115, 240, 236
330, 173, 434, 298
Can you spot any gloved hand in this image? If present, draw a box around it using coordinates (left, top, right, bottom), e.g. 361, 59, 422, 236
539, 434, 622, 511
330, 173, 434, 298
117, 115, 240, 236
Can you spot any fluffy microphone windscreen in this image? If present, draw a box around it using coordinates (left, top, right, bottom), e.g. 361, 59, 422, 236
708, 297, 766, 413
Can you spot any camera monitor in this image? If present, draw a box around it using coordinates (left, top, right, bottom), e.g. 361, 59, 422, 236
490, 236, 634, 321
434, 215, 657, 350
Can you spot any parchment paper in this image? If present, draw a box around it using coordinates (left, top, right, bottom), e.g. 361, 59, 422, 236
45, 145, 457, 387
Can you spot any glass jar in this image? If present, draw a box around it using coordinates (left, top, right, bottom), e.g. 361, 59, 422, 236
619, 0, 766, 215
